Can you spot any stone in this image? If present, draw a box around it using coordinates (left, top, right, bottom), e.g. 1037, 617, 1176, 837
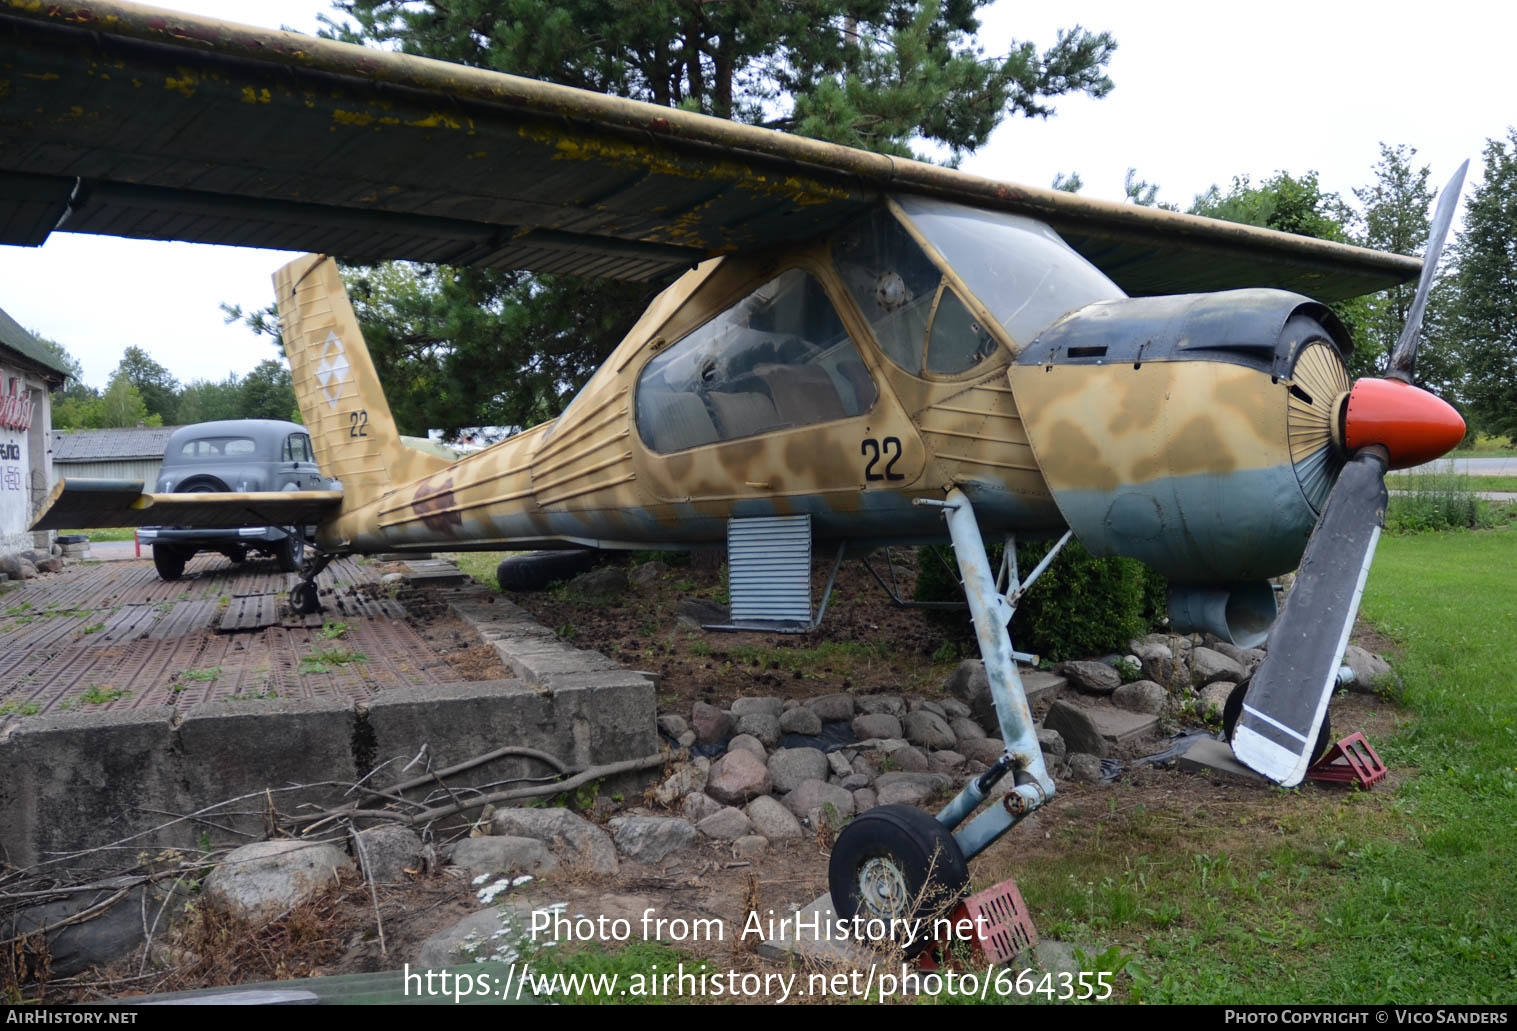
350, 825, 423, 883
1056, 660, 1122, 695
706, 749, 772, 805
959, 737, 1005, 765
767, 747, 830, 793
490, 807, 619, 876
656, 714, 690, 738
608, 816, 698, 863
448, 835, 558, 877
1135, 641, 1188, 690
1213, 641, 1265, 673
12, 877, 187, 978
629, 561, 668, 586
902, 710, 956, 750
203, 840, 353, 917
1112, 680, 1168, 715
1042, 700, 1109, 758
907, 698, 947, 717
928, 749, 965, 774
677, 598, 729, 628
840, 772, 871, 790
415, 909, 516, 967
730, 696, 783, 718
874, 771, 951, 806
677, 730, 697, 749
1036, 727, 1066, 758
735, 713, 781, 748
567, 566, 628, 598
696, 807, 753, 840
682, 791, 724, 823
34, 556, 62, 574
746, 795, 804, 840
949, 717, 987, 746
779, 707, 823, 736
939, 698, 970, 719
1065, 753, 1106, 784
1343, 644, 1398, 695
783, 778, 855, 820
652, 762, 707, 807
806, 693, 855, 721
1019, 671, 1069, 707
884, 744, 930, 772
1197, 681, 1235, 715
826, 750, 853, 777
1191, 647, 1247, 687
851, 713, 902, 740
690, 701, 732, 745
731, 835, 768, 860
857, 695, 905, 716
949, 660, 1066, 733
726, 733, 767, 760
852, 788, 877, 813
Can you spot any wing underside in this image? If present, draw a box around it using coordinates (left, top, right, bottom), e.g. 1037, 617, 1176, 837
29, 479, 343, 532
0, 0, 1419, 301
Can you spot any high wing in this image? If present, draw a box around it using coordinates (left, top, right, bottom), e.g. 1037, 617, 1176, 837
0, 0, 1417, 300
30, 479, 342, 531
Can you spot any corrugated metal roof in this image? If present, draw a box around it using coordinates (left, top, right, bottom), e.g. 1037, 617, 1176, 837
52, 426, 180, 462
0, 0, 1421, 301
0, 305, 70, 382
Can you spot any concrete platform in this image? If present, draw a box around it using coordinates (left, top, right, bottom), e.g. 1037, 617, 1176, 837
1176, 737, 1269, 785
0, 555, 657, 872
1020, 670, 1067, 707
1083, 705, 1160, 745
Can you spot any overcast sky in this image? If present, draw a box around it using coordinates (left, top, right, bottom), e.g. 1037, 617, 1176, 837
0, 0, 1511, 390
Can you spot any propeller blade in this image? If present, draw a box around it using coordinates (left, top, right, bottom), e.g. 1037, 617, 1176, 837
1231, 447, 1388, 786
1386, 159, 1469, 383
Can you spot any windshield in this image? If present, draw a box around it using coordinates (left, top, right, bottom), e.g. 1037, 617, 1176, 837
895, 196, 1125, 348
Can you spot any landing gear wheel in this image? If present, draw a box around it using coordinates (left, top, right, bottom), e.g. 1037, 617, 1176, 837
827, 804, 969, 957
496, 550, 596, 591
1223, 677, 1334, 767
275, 530, 305, 573
227, 545, 248, 565
152, 545, 187, 582
289, 580, 321, 615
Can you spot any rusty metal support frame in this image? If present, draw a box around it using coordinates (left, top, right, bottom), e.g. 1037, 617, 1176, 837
915, 490, 1056, 862
859, 547, 967, 610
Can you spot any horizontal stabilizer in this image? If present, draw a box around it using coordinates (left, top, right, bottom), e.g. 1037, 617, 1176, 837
30, 478, 343, 531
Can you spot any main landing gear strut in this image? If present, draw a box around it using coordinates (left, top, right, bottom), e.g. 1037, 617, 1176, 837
288, 549, 336, 615
828, 489, 1070, 951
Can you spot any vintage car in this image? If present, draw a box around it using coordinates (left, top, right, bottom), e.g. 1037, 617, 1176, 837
139, 419, 329, 580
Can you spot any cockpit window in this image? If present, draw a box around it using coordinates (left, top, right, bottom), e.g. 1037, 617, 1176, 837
833, 208, 941, 375
896, 196, 1125, 347
635, 269, 878, 454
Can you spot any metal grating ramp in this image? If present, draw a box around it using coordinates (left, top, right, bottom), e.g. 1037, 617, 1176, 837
721, 514, 813, 631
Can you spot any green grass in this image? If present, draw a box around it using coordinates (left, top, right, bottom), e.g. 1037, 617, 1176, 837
0, 700, 40, 717
58, 527, 138, 542
298, 648, 369, 674
1391, 472, 1517, 492
986, 524, 1517, 1003
77, 684, 130, 705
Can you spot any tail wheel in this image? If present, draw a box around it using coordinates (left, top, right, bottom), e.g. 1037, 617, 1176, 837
496, 550, 596, 590
289, 581, 321, 615
152, 545, 187, 582
1223, 676, 1334, 767
827, 804, 969, 957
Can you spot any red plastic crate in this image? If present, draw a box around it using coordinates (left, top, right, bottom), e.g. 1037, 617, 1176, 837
923, 877, 1038, 969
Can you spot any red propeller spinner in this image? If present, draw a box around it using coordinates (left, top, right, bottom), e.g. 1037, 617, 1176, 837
1341, 377, 1466, 470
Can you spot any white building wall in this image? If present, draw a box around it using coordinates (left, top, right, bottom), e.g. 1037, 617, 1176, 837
1, 362, 50, 554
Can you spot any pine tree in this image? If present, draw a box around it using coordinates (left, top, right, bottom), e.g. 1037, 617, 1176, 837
1451, 129, 1517, 437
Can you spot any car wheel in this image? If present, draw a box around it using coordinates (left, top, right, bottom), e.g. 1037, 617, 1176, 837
827, 805, 970, 957
152, 544, 188, 581
275, 529, 305, 573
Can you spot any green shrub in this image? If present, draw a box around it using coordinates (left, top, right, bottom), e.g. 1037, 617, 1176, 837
1386, 462, 1496, 533
915, 538, 1165, 663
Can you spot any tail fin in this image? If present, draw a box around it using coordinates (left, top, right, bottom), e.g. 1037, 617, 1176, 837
274, 255, 447, 516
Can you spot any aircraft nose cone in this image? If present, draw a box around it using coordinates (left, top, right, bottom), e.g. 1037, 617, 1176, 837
1343, 377, 1466, 470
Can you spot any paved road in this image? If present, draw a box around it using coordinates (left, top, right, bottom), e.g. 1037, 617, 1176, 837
1402, 456, 1517, 476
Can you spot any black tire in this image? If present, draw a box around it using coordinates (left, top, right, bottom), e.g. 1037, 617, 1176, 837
274, 530, 305, 573
289, 580, 321, 615
152, 544, 187, 581
1223, 676, 1334, 767
828, 805, 969, 957
496, 550, 596, 591
226, 545, 248, 565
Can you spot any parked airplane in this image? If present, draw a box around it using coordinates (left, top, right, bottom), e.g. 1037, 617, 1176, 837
6, 0, 1466, 937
